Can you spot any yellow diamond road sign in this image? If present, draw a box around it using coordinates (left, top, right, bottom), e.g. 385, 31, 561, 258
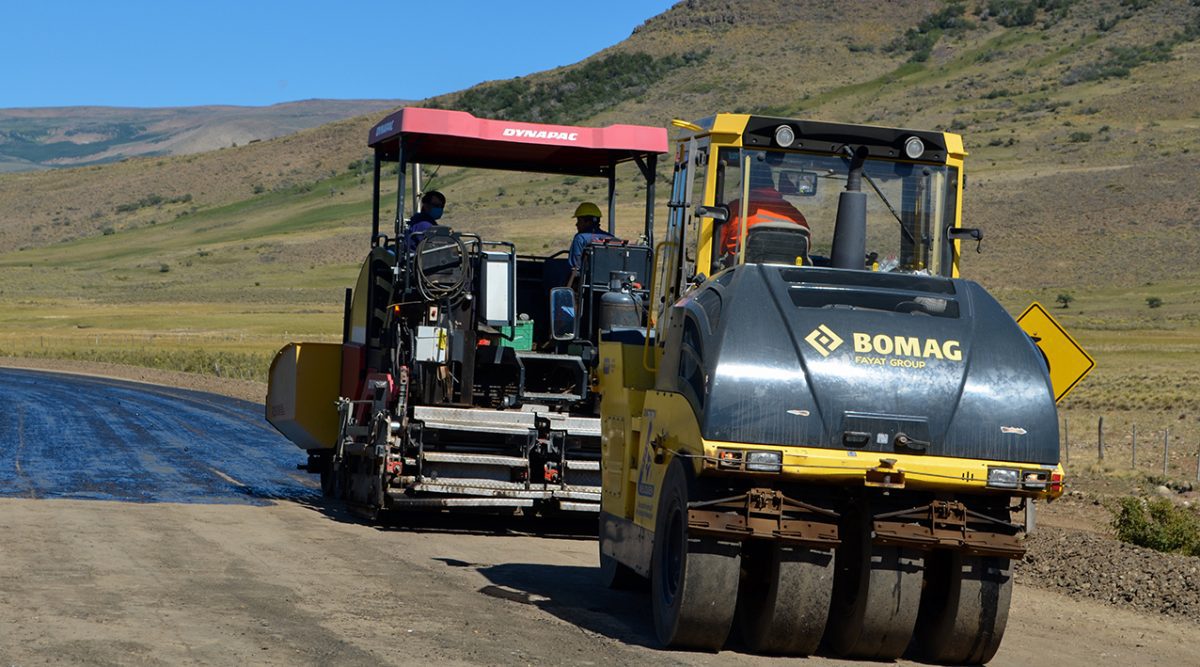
1016, 302, 1095, 403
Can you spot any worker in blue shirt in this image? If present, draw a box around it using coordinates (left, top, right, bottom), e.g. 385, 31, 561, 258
406, 190, 446, 251
566, 202, 614, 287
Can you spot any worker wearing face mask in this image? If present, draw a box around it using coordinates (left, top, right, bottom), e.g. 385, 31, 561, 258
406, 190, 446, 251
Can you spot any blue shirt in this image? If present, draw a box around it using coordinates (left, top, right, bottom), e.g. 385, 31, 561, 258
406, 212, 438, 250
568, 228, 615, 270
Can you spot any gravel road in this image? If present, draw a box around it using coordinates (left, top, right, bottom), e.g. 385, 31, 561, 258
2, 367, 1199, 665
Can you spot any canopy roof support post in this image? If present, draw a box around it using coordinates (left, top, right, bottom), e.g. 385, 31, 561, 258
635, 155, 657, 247
607, 166, 617, 235
411, 163, 422, 219
395, 145, 407, 246
371, 152, 382, 246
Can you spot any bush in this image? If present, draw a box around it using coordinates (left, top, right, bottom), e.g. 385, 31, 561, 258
1068, 131, 1092, 143
1111, 496, 1200, 556
1147, 296, 1163, 308
444, 50, 710, 125
888, 3, 970, 63
989, 0, 1038, 27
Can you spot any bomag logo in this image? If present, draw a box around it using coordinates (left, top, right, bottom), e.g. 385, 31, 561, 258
853, 332, 962, 368
806, 324, 962, 368
804, 324, 844, 357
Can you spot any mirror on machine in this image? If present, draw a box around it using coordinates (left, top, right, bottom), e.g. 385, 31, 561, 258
694, 204, 729, 222
549, 287, 578, 341
947, 226, 984, 253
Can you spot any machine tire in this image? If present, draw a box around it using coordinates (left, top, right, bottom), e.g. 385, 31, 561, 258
737, 541, 835, 655
650, 459, 740, 651
911, 552, 1013, 665
823, 517, 923, 659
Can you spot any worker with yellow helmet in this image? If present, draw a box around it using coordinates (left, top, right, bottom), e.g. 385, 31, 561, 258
566, 201, 614, 286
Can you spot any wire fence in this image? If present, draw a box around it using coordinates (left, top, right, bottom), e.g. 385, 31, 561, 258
1063, 415, 1200, 482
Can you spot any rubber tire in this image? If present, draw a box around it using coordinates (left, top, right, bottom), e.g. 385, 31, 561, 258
738, 542, 835, 655
651, 460, 740, 651
911, 552, 1013, 665
823, 519, 923, 659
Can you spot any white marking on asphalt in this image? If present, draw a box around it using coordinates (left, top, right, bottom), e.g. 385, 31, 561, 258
209, 467, 246, 487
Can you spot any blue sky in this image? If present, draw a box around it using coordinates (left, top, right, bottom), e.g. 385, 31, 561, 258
0, 1, 677, 108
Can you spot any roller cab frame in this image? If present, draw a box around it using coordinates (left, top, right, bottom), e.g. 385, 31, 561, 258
598, 114, 1066, 660
267, 108, 666, 517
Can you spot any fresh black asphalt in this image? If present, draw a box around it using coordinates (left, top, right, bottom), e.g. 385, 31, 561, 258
0, 368, 317, 504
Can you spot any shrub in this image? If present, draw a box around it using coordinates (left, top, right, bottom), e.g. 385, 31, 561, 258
1068, 131, 1092, 143
989, 0, 1037, 27
1147, 296, 1163, 308
1111, 496, 1200, 556
1056, 293, 1074, 308
888, 3, 970, 63
445, 50, 710, 125
158, 263, 170, 273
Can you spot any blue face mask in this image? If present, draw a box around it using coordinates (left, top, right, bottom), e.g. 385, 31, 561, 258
428, 206, 444, 220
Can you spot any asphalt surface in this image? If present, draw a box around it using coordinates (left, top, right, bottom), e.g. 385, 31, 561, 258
0, 367, 317, 505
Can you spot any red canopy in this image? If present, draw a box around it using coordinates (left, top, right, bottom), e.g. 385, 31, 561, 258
368, 107, 667, 177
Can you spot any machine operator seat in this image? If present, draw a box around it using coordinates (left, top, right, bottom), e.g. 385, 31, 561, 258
743, 221, 811, 266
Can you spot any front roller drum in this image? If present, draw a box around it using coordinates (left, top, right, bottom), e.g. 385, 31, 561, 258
911, 552, 1013, 665
651, 459, 740, 652
737, 541, 835, 655
823, 519, 923, 659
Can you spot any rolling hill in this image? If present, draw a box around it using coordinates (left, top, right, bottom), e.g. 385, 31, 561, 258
0, 99, 404, 173
2, 0, 1200, 426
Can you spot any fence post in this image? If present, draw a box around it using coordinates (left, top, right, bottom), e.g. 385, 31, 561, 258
1132, 424, 1138, 469
1163, 429, 1170, 478
1098, 416, 1105, 461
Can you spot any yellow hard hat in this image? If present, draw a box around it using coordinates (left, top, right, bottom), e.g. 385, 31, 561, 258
573, 202, 602, 219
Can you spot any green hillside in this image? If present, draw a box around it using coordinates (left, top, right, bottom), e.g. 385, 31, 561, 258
2, 0, 1200, 446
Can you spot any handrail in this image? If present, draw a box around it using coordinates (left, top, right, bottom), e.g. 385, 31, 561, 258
643, 240, 677, 373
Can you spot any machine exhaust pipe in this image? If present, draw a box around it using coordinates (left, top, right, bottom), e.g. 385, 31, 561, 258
831, 146, 869, 270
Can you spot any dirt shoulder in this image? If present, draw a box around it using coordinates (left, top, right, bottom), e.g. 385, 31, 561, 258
3, 498, 1200, 667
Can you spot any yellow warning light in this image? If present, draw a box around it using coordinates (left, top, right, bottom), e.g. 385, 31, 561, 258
671, 119, 703, 132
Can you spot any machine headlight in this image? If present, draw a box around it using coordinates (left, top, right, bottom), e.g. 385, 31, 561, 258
986, 466, 1020, 489
774, 125, 796, 148
904, 136, 925, 160
746, 450, 783, 473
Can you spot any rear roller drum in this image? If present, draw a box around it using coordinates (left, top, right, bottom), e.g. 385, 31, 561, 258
738, 542, 835, 655
651, 459, 740, 652
911, 552, 1013, 665
823, 519, 923, 659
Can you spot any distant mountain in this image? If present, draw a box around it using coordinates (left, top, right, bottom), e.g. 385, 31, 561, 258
0, 99, 405, 172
